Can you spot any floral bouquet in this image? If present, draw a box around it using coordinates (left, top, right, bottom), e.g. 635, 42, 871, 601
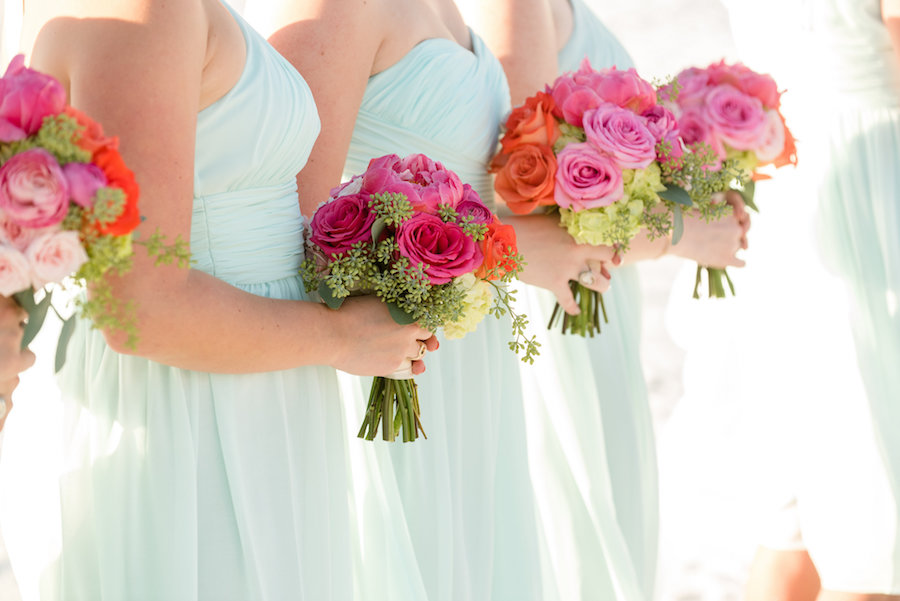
0, 55, 188, 370
491, 59, 732, 336
302, 153, 538, 443
664, 60, 797, 298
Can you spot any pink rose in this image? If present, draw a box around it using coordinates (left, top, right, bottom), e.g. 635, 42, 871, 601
0, 55, 66, 141
703, 84, 766, 151
63, 162, 107, 208
308, 193, 378, 259
0, 148, 70, 228
673, 67, 712, 109
455, 184, 493, 225
583, 104, 657, 169
396, 213, 483, 285
658, 132, 686, 169
677, 108, 725, 166
641, 105, 680, 144
550, 76, 605, 127
754, 109, 787, 163
0, 245, 31, 295
26, 230, 88, 289
555, 142, 624, 211
361, 167, 423, 208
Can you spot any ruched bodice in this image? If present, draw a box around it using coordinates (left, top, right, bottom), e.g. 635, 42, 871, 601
344, 33, 509, 203
192, 9, 319, 286
559, 0, 634, 72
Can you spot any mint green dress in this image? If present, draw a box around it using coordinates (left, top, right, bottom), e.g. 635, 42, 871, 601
341, 34, 544, 601
0, 10, 359, 601
515, 2, 656, 599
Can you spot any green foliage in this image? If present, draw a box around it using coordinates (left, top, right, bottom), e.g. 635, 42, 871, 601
488, 281, 540, 364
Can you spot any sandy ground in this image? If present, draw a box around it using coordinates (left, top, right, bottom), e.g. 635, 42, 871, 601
0, 1, 754, 600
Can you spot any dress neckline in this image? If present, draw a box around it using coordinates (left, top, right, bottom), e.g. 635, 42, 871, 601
371, 30, 480, 80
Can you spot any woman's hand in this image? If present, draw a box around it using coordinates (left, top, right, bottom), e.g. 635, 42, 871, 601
504, 213, 616, 315
327, 296, 438, 377
668, 191, 750, 268
0, 296, 36, 431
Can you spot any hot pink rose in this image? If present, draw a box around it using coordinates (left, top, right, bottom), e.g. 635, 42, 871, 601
396, 213, 483, 284
0, 245, 31, 295
455, 184, 493, 225
583, 104, 657, 169
703, 84, 766, 151
0, 148, 70, 228
555, 142, 624, 211
26, 230, 88, 289
308, 193, 378, 259
754, 109, 787, 163
63, 162, 107, 208
0, 55, 66, 141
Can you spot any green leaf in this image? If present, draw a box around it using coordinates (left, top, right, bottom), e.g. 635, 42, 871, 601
371, 217, 386, 244
659, 184, 692, 207
671, 205, 685, 246
54, 316, 77, 373
386, 302, 416, 325
739, 179, 759, 212
317, 281, 345, 310
15, 289, 52, 349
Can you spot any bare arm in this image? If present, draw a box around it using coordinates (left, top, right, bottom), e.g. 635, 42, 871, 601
26, 0, 429, 375
0, 296, 35, 430
457, 0, 559, 105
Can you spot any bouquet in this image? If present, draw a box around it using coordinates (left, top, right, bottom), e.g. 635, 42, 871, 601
664, 60, 797, 298
0, 55, 188, 370
302, 153, 538, 443
491, 59, 733, 336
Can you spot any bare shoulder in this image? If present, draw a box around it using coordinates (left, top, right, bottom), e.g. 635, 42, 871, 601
259, 0, 389, 53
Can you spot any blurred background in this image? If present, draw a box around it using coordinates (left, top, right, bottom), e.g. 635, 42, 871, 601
0, 1, 768, 600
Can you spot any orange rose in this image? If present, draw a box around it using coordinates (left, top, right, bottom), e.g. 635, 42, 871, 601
772, 113, 798, 169
476, 217, 519, 281
500, 91, 561, 153
93, 146, 141, 236
491, 143, 557, 215
64, 106, 117, 154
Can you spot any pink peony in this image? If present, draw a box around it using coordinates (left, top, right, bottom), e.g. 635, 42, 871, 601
737, 71, 780, 109
703, 84, 766, 151
0, 148, 70, 228
63, 162, 107, 208
589, 64, 657, 114
416, 168, 464, 212
0, 245, 31, 295
396, 213, 483, 284
308, 193, 378, 259
0, 55, 66, 141
26, 230, 88, 289
583, 104, 657, 169
360, 166, 423, 208
555, 142, 624, 211
455, 184, 493, 225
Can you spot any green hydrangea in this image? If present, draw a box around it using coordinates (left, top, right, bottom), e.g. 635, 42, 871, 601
560, 198, 644, 248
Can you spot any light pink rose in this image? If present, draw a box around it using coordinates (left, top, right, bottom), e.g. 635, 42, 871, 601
0, 54, 66, 141
396, 213, 483, 284
583, 104, 657, 169
555, 142, 624, 211
703, 84, 766, 151
63, 162, 107, 208
26, 230, 88, 289
754, 109, 787, 163
0, 148, 70, 228
0, 245, 31, 295
0, 210, 47, 251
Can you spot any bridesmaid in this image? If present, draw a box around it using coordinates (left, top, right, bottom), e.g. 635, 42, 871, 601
0, 296, 34, 431
241, 0, 628, 598
0, 1, 436, 599
457, 0, 749, 599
